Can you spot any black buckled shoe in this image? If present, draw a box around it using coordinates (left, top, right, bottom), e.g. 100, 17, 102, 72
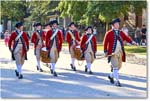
73, 67, 76, 71
53, 72, 58, 77
15, 70, 19, 77
85, 65, 88, 72
37, 66, 39, 70
50, 69, 54, 74
115, 81, 122, 87
40, 69, 43, 72
18, 74, 23, 79
108, 75, 114, 84
89, 71, 93, 74
70, 64, 74, 70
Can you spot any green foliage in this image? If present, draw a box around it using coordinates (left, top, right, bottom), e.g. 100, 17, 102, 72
56, 1, 146, 25
1, 0, 27, 20
1, 1, 147, 25
56, 1, 87, 23
130, 1, 147, 15
28, 1, 59, 22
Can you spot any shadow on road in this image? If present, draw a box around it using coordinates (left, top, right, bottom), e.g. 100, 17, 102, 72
58, 67, 147, 91
0, 67, 147, 98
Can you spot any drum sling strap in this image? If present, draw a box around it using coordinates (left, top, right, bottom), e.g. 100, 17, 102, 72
34, 31, 43, 55
68, 30, 79, 46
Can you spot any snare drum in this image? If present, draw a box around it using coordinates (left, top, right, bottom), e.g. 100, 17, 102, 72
40, 47, 50, 63
74, 45, 84, 60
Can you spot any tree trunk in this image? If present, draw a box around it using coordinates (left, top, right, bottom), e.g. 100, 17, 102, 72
3, 16, 8, 32
105, 22, 109, 32
135, 15, 142, 28
135, 10, 142, 27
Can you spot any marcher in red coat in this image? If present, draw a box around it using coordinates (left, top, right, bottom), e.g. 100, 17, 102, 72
66, 22, 81, 71
8, 22, 29, 79
80, 26, 97, 74
45, 20, 63, 76
103, 18, 136, 87
31, 22, 45, 72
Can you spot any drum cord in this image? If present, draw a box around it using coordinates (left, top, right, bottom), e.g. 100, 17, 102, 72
78, 60, 84, 66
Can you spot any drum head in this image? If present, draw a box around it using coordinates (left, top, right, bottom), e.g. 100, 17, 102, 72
41, 47, 47, 51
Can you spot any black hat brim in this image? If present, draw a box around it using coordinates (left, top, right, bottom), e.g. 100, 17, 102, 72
50, 20, 59, 25
85, 26, 92, 31
68, 22, 75, 27
110, 18, 121, 25
15, 22, 23, 28
33, 22, 42, 27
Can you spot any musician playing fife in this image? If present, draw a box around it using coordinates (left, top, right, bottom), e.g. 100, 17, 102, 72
46, 20, 63, 77
103, 18, 136, 87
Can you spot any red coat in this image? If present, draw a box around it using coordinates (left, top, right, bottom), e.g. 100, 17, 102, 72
66, 30, 80, 49
46, 29, 63, 52
31, 31, 45, 48
103, 29, 132, 62
8, 31, 29, 58
80, 34, 97, 53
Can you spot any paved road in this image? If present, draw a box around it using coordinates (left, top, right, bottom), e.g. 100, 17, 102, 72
0, 40, 147, 98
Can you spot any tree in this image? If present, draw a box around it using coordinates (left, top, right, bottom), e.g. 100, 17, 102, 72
1, 1, 27, 20
27, 1, 59, 23
56, 1, 146, 41
1, 0, 27, 31
56, 1, 87, 24
130, 1, 146, 27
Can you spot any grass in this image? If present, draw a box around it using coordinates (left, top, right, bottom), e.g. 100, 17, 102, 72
124, 46, 146, 55
62, 42, 68, 46
62, 43, 146, 55
97, 44, 146, 55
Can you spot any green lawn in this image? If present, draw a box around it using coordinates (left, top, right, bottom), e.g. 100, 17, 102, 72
63, 43, 146, 55
124, 46, 146, 55
62, 42, 68, 46
97, 44, 146, 55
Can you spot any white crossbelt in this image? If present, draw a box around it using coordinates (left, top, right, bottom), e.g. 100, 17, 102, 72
50, 29, 59, 40
15, 31, 23, 41
68, 30, 75, 40
85, 34, 93, 44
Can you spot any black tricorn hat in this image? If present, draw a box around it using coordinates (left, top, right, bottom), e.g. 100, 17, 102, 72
85, 26, 93, 31
109, 18, 121, 25
15, 22, 23, 28
33, 22, 42, 27
50, 20, 59, 25
68, 22, 75, 27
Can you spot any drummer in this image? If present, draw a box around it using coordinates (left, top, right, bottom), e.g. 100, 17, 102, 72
45, 20, 63, 76
80, 26, 97, 74
31, 22, 45, 72
66, 22, 81, 71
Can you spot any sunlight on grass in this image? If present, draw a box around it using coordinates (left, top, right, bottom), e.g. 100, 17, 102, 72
62, 43, 146, 55
96, 44, 146, 55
